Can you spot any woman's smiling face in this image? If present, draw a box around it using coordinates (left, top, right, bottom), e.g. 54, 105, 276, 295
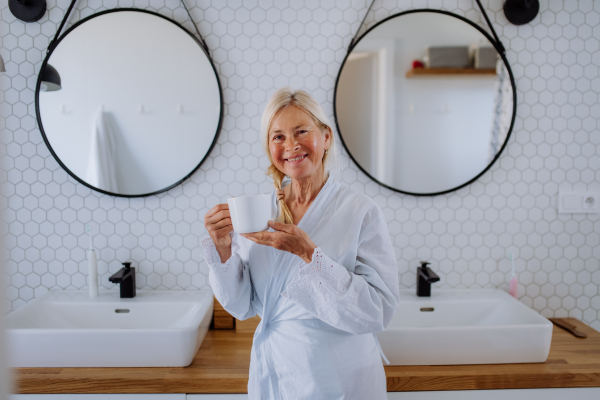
269, 105, 331, 181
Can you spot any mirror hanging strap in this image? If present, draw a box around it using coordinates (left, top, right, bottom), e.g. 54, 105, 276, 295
180, 0, 209, 55
46, 0, 209, 57
47, 0, 78, 53
348, 1, 506, 56
348, 0, 376, 53
474, 0, 506, 54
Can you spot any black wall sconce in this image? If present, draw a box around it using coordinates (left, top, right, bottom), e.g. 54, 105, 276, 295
9, 0, 46, 22
39, 64, 62, 91
504, 0, 539, 25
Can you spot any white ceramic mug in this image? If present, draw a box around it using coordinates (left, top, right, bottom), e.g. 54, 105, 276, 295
227, 194, 278, 234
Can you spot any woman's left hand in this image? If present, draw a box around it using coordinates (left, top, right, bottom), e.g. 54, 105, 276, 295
241, 220, 317, 263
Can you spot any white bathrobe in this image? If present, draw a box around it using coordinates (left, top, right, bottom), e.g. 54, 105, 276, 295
201, 176, 400, 400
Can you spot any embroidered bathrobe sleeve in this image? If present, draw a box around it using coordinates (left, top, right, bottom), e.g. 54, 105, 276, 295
201, 232, 256, 320
281, 204, 400, 335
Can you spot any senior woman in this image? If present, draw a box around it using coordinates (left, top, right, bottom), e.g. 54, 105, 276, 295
202, 87, 399, 399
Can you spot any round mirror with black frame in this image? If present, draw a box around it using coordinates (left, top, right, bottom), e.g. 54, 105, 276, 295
36, 8, 223, 197
334, 9, 516, 196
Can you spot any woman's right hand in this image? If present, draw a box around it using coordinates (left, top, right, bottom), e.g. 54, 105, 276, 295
204, 203, 233, 263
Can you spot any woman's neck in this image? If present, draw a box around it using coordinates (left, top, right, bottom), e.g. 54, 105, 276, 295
287, 169, 328, 207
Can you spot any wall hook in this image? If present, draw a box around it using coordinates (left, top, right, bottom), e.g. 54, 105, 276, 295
436, 104, 451, 115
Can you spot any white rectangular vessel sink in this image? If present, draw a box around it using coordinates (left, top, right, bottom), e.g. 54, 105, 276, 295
5, 289, 213, 368
377, 289, 553, 365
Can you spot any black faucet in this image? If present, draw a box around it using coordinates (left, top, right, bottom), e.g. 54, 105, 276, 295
417, 261, 440, 297
109, 262, 136, 298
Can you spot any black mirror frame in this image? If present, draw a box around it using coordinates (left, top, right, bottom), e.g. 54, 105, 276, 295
35, 8, 224, 198
333, 9, 517, 197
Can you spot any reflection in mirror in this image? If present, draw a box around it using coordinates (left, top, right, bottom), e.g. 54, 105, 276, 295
37, 10, 222, 196
336, 11, 515, 195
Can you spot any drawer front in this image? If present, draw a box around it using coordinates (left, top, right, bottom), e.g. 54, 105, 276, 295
10, 395, 186, 400
387, 388, 600, 400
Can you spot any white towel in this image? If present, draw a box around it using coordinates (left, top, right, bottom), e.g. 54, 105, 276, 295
86, 108, 119, 193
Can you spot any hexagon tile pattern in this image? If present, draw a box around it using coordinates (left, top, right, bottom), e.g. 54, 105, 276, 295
1, 0, 599, 331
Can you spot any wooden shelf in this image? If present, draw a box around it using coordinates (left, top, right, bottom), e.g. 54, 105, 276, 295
406, 67, 496, 78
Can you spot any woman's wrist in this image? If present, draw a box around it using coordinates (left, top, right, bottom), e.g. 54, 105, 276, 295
301, 246, 316, 263
215, 243, 232, 263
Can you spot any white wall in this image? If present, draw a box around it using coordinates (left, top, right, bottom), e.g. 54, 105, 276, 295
336, 52, 378, 173
1, 0, 599, 335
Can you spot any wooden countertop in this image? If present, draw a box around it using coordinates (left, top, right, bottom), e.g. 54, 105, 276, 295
12, 318, 600, 394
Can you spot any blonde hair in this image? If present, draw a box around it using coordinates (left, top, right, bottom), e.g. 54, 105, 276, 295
261, 87, 338, 224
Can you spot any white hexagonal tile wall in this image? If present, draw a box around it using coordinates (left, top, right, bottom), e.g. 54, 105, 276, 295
1, 0, 599, 332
